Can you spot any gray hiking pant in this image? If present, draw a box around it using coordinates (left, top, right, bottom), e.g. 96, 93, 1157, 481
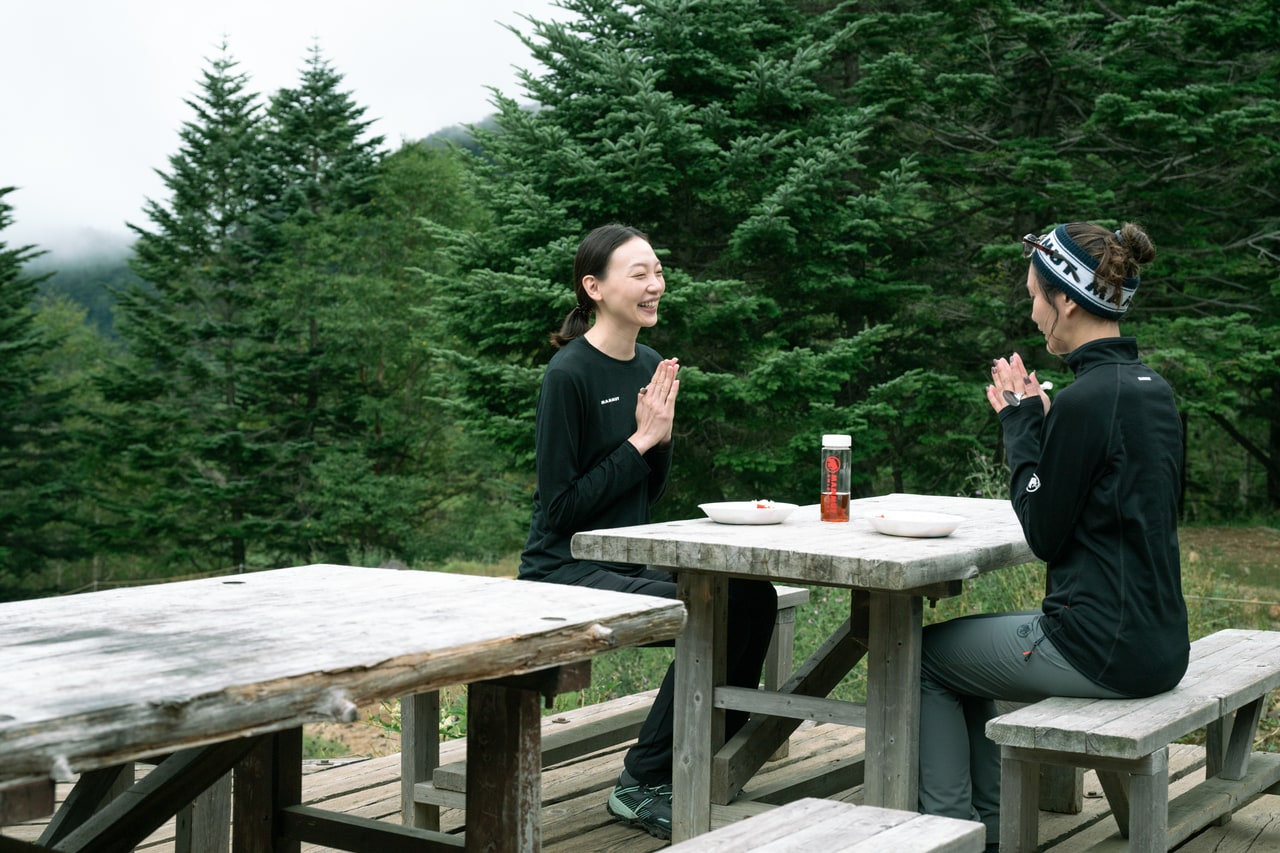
918, 611, 1126, 844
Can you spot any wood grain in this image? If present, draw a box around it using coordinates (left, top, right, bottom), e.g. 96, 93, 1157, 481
0, 565, 685, 785
572, 494, 1035, 590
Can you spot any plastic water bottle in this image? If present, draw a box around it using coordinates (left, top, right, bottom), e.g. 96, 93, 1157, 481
821, 434, 851, 522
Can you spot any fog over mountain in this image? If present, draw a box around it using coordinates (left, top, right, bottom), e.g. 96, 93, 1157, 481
20, 226, 136, 264
1, 1, 565, 258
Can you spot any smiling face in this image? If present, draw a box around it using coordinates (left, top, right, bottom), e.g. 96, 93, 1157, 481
584, 236, 665, 332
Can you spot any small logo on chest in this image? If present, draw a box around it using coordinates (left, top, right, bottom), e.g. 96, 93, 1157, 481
600, 396, 621, 405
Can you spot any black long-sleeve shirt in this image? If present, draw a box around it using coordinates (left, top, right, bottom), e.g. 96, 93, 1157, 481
518, 337, 673, 583
999, 337, 1188, 696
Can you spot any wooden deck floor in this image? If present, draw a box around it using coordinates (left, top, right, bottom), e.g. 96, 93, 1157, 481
5, 721, 1278, 851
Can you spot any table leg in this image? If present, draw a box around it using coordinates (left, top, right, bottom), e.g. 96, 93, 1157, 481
999, 749, 1039, 853
1125, 748, 1169, 853
465, 681, 541, 853
175, 771, 231, 853
862, 591, 922, 810
233, 729, 302, 853
401, 691, 441, 831
673, 572, 719, 843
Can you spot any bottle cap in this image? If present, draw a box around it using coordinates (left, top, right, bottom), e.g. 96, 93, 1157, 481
822, 434, 852, 448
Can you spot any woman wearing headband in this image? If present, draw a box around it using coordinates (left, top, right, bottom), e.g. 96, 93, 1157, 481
916, 222, 1189, 852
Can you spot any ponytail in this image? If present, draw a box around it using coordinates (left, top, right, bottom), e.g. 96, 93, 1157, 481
550, 303, 593, 348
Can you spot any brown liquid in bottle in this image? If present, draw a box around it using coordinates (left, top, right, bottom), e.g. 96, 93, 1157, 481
820, 491, 850, 522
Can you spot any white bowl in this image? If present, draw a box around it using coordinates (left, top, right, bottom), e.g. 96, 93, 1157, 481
699, 501, 799, 525
866, 510, 964, 538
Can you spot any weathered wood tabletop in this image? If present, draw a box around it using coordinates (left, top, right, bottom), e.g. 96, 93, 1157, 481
0, 564, 686, 851
573, 493, 1035, 843
572, 492, 1033, 589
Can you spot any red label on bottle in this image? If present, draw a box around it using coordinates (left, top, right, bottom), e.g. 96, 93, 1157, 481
825, 455, 842, 493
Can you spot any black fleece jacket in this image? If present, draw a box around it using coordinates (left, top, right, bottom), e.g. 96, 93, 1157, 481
999, 337, 1189, 696
518, 337, 673, 584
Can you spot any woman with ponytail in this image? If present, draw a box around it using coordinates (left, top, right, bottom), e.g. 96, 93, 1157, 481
517, 223, 777, 840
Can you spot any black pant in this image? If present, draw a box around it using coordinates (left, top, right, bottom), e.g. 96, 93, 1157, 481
569, 566, 778, 785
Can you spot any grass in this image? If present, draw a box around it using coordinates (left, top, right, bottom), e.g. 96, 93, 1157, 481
302, 733, 351, 759
363, 525, 1279, 756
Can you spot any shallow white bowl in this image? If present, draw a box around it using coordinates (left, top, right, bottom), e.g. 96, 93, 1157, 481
866, 510, 964, 538
699, 501, 799, 525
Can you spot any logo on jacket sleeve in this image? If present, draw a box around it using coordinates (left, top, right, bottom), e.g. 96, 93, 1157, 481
1026, 474, 1041, 493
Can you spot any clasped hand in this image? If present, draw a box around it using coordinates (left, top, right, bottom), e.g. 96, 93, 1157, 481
630, 358, 680, 454
986, 352, 1050, 414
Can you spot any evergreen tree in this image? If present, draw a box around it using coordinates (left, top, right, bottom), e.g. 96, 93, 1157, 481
251, 45, 392, 562
100, 43, 506, 571
30, 292, 122, 594
431, 0, 971, 519
264, 43, 384, 222
300, 142, 514, 563
102, 45, 276, 571
436, 0, 1280, 518
823, 0, 1280, 509
0, 188, 83, 595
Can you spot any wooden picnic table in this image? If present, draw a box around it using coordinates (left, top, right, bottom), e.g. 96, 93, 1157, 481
572, 492, 1035, 843
0, 564, 685, 852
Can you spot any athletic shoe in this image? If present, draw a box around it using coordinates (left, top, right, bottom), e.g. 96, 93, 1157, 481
606, 769, 673, 839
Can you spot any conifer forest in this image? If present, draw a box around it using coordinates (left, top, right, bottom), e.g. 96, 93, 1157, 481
3, 1, 1277, 598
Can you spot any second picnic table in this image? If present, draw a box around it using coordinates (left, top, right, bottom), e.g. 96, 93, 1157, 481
0, 564, 686, 852
572, 492, 1035, 843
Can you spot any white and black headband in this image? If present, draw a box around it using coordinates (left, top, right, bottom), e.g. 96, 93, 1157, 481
1028, 225, 1138, 319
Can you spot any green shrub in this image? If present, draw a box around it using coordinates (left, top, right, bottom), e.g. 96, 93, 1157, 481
302, 733, 350, 759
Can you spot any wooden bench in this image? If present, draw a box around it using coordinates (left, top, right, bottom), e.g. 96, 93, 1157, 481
986, 628, 1280, 852
664, 798, 986, 852
401, 584, 811, 826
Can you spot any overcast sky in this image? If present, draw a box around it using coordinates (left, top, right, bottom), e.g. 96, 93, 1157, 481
1, 1, 568, 259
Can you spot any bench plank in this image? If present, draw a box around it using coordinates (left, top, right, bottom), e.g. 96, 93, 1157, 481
987, 629, 1280, 853
1085, 635, 1280, 758
1164, 751, 1280, 849
987, 630, 1280, 760
665, 798, 985, 852
728, 725, 867, 806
